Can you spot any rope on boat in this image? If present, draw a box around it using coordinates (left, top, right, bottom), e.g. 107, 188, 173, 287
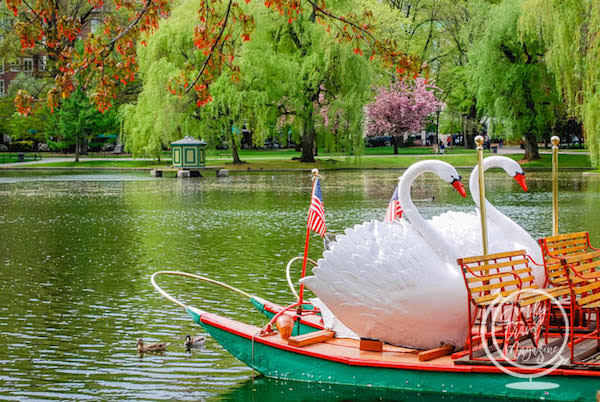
150, 270, 253, 309
285, 256, 318, 300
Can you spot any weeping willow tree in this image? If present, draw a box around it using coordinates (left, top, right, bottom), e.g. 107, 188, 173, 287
122, 0, 374, 162
239, 1, 375, 161
520, 0, 600, 166
120, 0, 204, 159
120, 0, 274, 162
467, 0, 559, 161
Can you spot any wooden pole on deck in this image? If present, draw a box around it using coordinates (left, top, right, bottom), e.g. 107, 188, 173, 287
551, 136, 560, 235
475, 135, 488, 256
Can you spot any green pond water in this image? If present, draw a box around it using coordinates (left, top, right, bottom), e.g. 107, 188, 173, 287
0, 169, 599, 401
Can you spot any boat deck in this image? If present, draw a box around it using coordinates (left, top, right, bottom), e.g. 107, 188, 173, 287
192, 307, 600, 377
456, 336, 600, 370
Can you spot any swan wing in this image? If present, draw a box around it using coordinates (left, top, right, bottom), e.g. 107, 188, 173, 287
431, 210, 545, 287
301, 219, 468, 349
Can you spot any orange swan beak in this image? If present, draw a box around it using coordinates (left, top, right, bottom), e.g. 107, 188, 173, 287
514, 172, 528, 191
452, 180, 467, 198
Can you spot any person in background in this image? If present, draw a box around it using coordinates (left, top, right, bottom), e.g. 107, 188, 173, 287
439, 140, 445, 155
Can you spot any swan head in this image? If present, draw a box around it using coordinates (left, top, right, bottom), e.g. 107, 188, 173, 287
483, 156, 528, 192
421, 160, 467, 197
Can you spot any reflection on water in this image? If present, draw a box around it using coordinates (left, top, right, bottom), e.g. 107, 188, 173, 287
0, 169, 598, 400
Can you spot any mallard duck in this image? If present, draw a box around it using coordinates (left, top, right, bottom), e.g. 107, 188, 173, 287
184, 334, 205, 349
137, 338, 169, 353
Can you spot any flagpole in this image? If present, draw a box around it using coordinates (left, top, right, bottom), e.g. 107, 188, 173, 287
298, 169, 319, 306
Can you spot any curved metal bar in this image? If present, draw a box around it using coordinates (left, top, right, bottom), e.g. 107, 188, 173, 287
285, 256, 318, 300
150, 270, 253, 309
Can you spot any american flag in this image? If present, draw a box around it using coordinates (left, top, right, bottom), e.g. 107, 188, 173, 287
307, 178, 326, 237
384, 186, 403, 222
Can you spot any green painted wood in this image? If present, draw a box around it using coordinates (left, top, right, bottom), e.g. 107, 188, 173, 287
186, 307, 599, 401
171, 137, 206, 168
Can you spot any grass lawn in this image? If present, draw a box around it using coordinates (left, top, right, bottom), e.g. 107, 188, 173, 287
210, 153, 592, 170
4, 150, 592, 170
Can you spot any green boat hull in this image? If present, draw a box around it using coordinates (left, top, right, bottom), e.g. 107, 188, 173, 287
187, 307, 599, 401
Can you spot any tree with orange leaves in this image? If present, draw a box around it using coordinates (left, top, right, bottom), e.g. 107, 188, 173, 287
4, 0, 420, 120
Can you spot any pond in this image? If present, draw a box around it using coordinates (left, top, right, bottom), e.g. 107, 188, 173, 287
0, 169, 599, 400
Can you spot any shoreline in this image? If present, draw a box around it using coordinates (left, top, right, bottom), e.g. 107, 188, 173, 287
0, 165, 595, 172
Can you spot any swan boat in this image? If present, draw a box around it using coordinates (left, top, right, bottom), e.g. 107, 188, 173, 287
150, 159, 600, 400
150, 270, 600, 401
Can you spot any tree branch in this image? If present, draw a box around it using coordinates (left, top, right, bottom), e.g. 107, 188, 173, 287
186, 0, 234, 93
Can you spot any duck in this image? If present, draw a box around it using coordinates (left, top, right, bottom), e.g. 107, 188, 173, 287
137, 338, 170, 353
184, 334, 205, 349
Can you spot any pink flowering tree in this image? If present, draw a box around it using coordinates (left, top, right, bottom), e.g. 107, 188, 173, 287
366, 77, 444, 154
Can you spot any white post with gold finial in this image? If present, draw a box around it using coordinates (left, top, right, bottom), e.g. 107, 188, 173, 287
551, 136, 560, 235
475, 135, 488, 255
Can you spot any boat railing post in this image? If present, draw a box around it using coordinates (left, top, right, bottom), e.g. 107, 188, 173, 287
551, 135, 560, 236
475, 135, 488, 256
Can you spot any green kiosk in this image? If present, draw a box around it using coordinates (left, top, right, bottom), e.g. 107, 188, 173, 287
171, 136, 207, 168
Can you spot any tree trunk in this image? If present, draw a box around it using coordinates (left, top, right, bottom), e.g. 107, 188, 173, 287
392, 135, 404, 155
300, 107, 316, 162
75, 135, 79, 163
464, 105, 477, 149
522, 132, 540, 161
228, 120, 244, 164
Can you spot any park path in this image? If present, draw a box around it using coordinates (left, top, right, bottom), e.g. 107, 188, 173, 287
0, 146, 589, 167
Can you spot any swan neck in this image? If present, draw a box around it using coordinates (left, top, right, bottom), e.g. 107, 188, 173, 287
398, 165, 458, 261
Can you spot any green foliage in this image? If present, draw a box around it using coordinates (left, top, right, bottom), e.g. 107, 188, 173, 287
520, 0, 600, 166
122, 0, 375, 159
121, 0, 220, 157
0, 74, 49, 144
467, 0, 558, 142
46, 89, 118, 152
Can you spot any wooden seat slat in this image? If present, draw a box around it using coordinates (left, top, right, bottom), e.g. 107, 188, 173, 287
459, 250, 525, 264
543, 231, 589, 242
574, 280, 600, 297
549, 244, 588, 256
467, 267, 530, 283
471, 279, 521, 294
467, 258, 529, 273
579, 290, 600, 306
547, 237, 589, 247
562, 250, 600, 264
571, 260, 600, 274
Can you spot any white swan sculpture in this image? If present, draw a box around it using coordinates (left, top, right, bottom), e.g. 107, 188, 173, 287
431, 156, 544, 286
301, 160, 470, 349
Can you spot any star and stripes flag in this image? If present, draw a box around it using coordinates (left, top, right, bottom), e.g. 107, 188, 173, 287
307, 178, 326, 237
384, 186, 403, 222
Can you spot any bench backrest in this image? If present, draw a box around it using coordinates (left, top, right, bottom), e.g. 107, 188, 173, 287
560, 251, 600, 307
539, 232, 590, 286
458, 250, 535, 306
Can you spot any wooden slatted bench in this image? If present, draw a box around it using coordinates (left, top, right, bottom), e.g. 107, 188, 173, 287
458, 249, 569, 360
539, 232, 600, 287
560, 252, 600, 365
539, 232, 600, 330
